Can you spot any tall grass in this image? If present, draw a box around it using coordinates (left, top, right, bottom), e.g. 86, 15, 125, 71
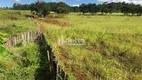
0, 43, 40, 80
0, 10, 142, 79
43, 13, 142, 80
0, 10, 39, 80
0, 10, 36, 36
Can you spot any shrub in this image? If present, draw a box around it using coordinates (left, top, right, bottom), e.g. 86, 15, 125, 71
56, 7, 70, 14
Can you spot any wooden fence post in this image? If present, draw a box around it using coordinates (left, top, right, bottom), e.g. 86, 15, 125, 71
52, 53, 56, 80
25, 32, 28, 42
11, 37, 13, 46
30, 32, 32, 41
56, 63, 59, 80
64, 72, 67, 80
34, 31, 36, 39
8, 36, 11, 47
22, 34, 24, 40
47, 51, 50, 63
27, 32, 30, 43
14, 37, 17, 45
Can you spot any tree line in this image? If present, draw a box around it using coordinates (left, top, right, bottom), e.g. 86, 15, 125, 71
13, 2, 70, 16
79, 2, 142, 16
13, 2, 142, 16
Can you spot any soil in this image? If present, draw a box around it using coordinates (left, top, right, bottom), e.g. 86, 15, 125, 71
38, 18, 70, 27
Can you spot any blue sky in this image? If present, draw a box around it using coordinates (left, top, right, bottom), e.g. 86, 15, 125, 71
0, 0, 103, 7
0, 0, 142, 7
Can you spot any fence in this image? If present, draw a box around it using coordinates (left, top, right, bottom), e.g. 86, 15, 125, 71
47, 49, 68, 80
4, 31, 68, 80
4, 31, 41, 48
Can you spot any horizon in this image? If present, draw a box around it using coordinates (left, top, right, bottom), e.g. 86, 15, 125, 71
0, 0, 142, 8
0, 0, 102, 7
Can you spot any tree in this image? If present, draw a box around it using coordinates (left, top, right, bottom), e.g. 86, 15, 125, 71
100, 2, 110, 14
30, 2, 50, 17
135, 5, 142, 16
80, 4, 89, 14
88, 3, 98, 14
56, 2, 70, 14
121, 3, 130, 15
71, 6, 80, 12
13, 2, 142, 16
129, 3, 137, 15
56, 7, 70, 14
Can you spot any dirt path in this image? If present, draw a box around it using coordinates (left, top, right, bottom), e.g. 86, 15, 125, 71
32, 18, 45, 33
32, 17, 70, 35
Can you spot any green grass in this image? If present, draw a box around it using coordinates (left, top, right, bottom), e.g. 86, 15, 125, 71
0, 10, 142, 80
0, 10, 36, 36
43, 13, 142, 80
0, 10, 40, 80
0, 43, 40, 80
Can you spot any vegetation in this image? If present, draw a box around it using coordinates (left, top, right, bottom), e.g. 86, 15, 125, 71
0, 10, 36, 36
13, 2, 142, 16
0, 32, 10, 57
0, 10, 52, 79
42, 13, 142, 80
79, 2, 142, 15
1, 1, 142, 79
0, 43, 40, 80
13, 2, 70, 15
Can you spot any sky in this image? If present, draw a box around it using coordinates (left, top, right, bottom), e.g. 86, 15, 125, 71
0, 0, 142, 7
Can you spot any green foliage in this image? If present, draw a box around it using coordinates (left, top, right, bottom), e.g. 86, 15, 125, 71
0, 10, 39, 79
0, 45, 10, 56
57, 7, 70, 14
31, 2, 50, 17
0, 32, 10, 56
68, 74, 76, 80
13, 2, 71, 15
12, 1, 142, 16
0, 12, 2, 17
0, 43, 40, 80
79, 2, 142, 15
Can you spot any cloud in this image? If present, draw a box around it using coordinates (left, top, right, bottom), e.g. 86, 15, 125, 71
15, 0, 20, 2
97, 0, 142, 5
72, 4, 80, 7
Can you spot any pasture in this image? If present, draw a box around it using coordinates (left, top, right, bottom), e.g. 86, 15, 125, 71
0, 10, 142, 80
42, 13, 142, 80
0, 10, 36, 36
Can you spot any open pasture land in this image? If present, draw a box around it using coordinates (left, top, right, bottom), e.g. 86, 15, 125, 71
0, 10, 36, 36
42, 13, 142, 80
0, 10, 142, 80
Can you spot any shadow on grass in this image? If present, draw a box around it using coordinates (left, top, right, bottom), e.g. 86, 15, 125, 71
35, 33, 52, 80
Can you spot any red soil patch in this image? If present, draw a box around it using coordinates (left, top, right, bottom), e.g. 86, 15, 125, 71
39, 23, 45, 32
38, 18, 69, 27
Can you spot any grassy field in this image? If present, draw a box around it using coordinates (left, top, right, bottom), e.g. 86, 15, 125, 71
0, 43, 40, 80
0, 10, 142, 80
41, 13, 142, 80
0, 10, 36, 36
0, 10, 40, 80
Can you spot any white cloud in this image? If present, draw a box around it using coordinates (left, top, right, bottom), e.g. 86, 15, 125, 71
97, 0, 142, 5
15, 0, 20, 2
72, 4, 80, 7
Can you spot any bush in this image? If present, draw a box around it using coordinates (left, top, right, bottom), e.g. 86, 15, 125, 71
56, 7, 70, 14
0, 43, 40, 80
